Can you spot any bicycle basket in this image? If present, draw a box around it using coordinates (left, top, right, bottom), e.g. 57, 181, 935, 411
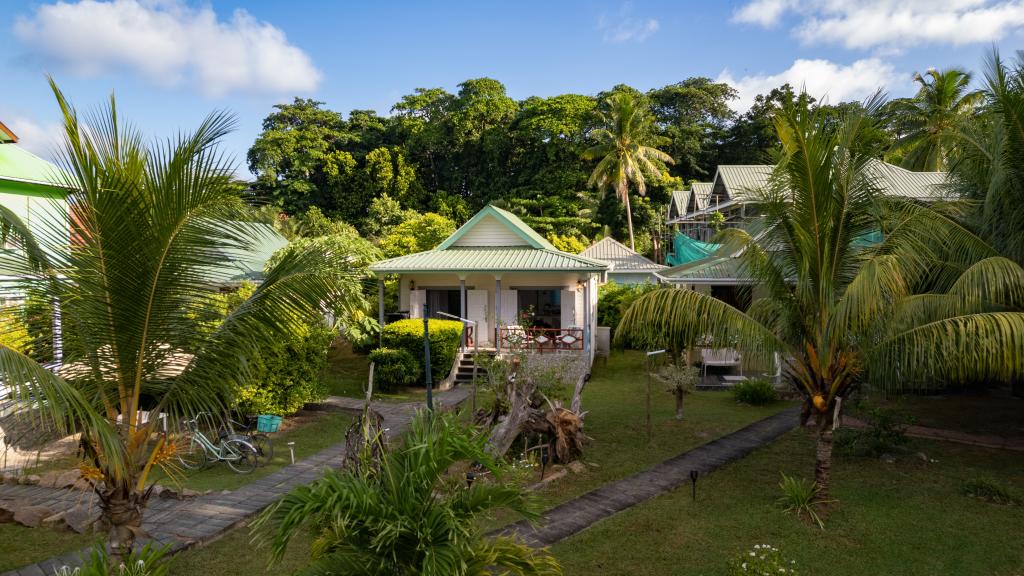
256, 414, 282, 433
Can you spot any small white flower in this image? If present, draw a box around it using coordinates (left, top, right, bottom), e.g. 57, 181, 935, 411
742, 563, 748, 570
750, 552, 756, 557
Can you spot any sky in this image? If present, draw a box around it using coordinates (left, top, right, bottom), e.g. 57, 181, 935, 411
4, 0, 1024, 175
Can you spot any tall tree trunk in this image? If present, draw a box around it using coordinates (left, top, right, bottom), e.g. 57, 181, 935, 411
623, 190, 636, 252
814, 426, 834, 504
99, 483, 147, 564
674, 389, 684, 420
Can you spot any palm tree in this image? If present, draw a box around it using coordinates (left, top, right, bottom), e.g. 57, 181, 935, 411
894, 68, 982, 171
616, 94, 1024, 504
584, 92, 673, 251
951, 49, 1024, 267
254, 410, 561, 575
0, 82, 347, 560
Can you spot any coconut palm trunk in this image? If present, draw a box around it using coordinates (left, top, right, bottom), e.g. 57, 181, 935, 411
814, 427, 834, 503
622, 185, 636, 251
98, 482, 147, 561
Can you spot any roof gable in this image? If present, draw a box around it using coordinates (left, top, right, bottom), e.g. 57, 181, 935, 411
0, 142, 67, 188
715, 165, 772, 202
436, 205, 556, 250
580, 236, 666, 272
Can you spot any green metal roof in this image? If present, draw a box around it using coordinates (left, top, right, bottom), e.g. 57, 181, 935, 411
204, 222, 289, 285
658, 256, 754, 284
580, 237, 664, 272
370, 246, 608, 274
0, 143, 67, 188
435, 204, 556, 251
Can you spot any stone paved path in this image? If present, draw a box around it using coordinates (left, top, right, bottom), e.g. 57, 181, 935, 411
499, 406, 800, 547
2, 387, 471, 576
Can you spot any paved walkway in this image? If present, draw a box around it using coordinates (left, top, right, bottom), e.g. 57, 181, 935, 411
841, 417, 1024, 452
499, 407, 800, 547
2, 387, 471, 576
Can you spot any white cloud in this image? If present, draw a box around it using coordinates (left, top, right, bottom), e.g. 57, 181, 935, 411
14, 0, 322, 97
717, 58, 906, 112
597, 4, 660, 44
2, 115, 64, 160
732, 0, 797, 27
731, 0, 1024, 50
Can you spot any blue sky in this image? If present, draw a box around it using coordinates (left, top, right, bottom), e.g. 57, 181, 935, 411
4, 0, 1024, 173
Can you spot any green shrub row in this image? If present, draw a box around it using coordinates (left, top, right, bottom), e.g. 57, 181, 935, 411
732, 379, 778, 406
368, 347, 419, 392
381, 318, 463, 384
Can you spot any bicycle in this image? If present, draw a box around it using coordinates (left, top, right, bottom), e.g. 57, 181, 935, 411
176, 414, 260, 474
224, 415, 275, 466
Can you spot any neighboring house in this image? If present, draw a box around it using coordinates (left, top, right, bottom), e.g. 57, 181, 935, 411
0, 122, 70, 304
580, 236, 664, 285
666, 161, 948, 243
369, 205, 608, 356
660, 160, 951, 304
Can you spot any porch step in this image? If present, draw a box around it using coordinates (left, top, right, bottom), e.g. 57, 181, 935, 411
453, 351, 494, 384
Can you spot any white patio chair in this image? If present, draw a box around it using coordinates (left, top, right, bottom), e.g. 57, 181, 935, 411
701, 347, 743, 378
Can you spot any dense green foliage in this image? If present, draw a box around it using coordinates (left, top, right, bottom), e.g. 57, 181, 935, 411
731, 379, 778, 406
255, 410, 560, 575
380, 319, 463, 384
596, 280, 659, 339
233, 321, 335, 416
367, 347, 418, 392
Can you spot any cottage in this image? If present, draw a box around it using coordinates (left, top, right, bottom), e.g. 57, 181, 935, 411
369, 205, 608, 356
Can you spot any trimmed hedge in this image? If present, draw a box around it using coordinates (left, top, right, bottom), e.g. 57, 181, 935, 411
368, 347, 419, 392
381, 318, 463, 385
233, 321, 336, 416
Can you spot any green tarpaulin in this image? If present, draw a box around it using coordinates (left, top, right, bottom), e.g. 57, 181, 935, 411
666, 233, 719, 266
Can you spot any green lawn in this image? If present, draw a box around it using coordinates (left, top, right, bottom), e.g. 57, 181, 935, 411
167, 525, 313, 576
153, 410, 353, 492
524, 351, 793, 507
0, 525, 98, 573
552, 431, 1024, 576
321, 340, 425, 403
862, 391, 1024, 438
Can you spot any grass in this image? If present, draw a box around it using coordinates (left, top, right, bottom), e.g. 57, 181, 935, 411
551, 431, 1024, 576
523, 351, 791, 505
321, 340, 425, 403
153, 410, 353, 492
862, 391, 1024, 438
167, 525, 313, 576
0, 525, 98, 572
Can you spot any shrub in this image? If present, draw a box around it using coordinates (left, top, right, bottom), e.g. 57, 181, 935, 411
597, 280, 660, 343
777, 473, 826, 529
56, 542, 169, 576
733, 379, 777, 406
381, 318, 463, 385
729, 544, 800, 576
960, 478, 1020, 505
368, 347, 419, 392
0, 308, 32, 355
233, 321, 336, 416
834, 406, 911, 458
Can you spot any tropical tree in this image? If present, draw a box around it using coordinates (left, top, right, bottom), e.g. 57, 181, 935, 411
615, 94, 1024, 504
951, 49, 1024, 266
583, 92, 673, 250
254, 410, 561, 575
0, 82, 346, 560
893, 68, 983, 171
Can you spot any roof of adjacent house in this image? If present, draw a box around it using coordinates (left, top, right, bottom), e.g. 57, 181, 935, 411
370, 204, 609, 274
867, 160, 949, 200
691, 182, 713, 210
715, 165, 773, 202
658, 256, 755, 285
580, 236, 665, 272
668, 182, 714, 222
0, 141, 67, 188
205, 222, 289, 285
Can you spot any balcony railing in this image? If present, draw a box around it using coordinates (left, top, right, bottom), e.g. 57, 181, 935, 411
499, 326, 584, 353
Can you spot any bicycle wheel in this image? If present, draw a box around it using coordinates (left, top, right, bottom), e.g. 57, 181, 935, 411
223, 438, 259, 474
250, 433, 274, 465
176, 433, 208, 470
